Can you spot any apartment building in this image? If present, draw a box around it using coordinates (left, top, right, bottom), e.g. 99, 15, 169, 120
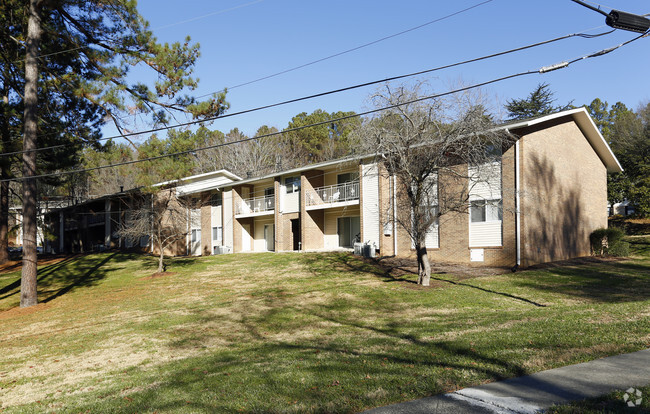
46, 107, 622, 268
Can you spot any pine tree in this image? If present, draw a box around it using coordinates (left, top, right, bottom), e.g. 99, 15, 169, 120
12, 0, 228, 307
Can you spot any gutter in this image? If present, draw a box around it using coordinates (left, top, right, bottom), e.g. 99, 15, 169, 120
514, 135, 521, 269
393, 175, 398, 256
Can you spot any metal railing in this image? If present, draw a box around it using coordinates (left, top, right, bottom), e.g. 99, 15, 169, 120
236, 195, 275, 215
306, 181, 359, 207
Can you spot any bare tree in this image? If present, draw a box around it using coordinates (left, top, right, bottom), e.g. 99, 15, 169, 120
358, 82, 511, 285
116, 188, 190, 274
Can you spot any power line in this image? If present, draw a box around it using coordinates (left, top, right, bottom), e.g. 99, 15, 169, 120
8, 0, 267, 64
6, 27, 646, 184
196, 0, 497, 97
0, 0, 499, 148
0, 26, 616, 158
2, 72, 537, 183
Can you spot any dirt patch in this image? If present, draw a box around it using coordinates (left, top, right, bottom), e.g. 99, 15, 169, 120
143, 271, 178, 279
372, 256, 510, 286
0, 302, 53, 321
526, 256, 624, 270
0, 255, 78, 275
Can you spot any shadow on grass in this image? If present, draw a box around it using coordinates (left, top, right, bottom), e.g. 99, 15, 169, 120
629, 236, 650, 258
41, 251, 650, 413
303, 253, 546, 307
516, 260, 650, 303
0, 252, 132, 305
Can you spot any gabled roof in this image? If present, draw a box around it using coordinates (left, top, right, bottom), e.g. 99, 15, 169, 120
503, 107, 623, 173
157, 169, 242, 196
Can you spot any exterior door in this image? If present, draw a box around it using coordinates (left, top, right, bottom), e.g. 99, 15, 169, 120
264, 224, 274, 251
338, 216, 360, 247
190, 228, 201, 256
241, 224, 251, 251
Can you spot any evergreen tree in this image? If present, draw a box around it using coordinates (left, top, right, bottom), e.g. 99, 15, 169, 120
505, 83, 573, 120
12, 0, 228, 307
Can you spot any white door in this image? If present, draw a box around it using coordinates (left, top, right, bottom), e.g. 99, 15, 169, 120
190, 228, 201, 256
242, 224, 251, 251
264, 224, 274, 251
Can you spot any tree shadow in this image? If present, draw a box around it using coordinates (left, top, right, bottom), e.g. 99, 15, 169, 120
0, 253, 126, 305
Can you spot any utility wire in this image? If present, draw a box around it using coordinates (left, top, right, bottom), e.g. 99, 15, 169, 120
1, 71, 535, 183
196, 0, 496, 97
6, 27, 646, 184
0, 27, 616, 158
0, 0, 499, 147
8, 0, 267, 64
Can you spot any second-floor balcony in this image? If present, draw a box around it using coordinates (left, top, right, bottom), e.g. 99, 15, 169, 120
235, 195, 275, 217
306, 181, 359, 210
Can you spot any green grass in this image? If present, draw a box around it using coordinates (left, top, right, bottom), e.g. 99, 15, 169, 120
0, 237, 649, 413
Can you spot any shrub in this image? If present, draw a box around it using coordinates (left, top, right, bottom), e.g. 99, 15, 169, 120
609, 241, 630, 257
589, 227, 626, 256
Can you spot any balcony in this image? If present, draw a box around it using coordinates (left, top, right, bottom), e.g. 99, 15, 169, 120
306, 181, 359, 210
235, 195, 275, 217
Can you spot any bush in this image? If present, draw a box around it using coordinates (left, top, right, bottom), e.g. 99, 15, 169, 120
609, 241, 630, 257
589, 227, 626, 256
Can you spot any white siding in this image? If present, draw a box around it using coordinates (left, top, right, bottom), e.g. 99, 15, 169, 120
284, 191, 299, 213
425, 225, 439, 249
469, 222, 502, 247
362, 164, 380, 246
469, 161, 502, 247
223, 189, 234, 249
468, 162, 501, 201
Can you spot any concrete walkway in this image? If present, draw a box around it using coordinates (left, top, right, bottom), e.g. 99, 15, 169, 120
364, 348, 650, 414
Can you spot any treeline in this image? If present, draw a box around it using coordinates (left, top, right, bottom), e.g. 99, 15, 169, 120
72, 109, 360, 197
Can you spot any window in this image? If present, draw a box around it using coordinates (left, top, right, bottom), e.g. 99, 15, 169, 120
212, 226, 222, 241
337, 172, 359, 184
139, 235, 149, 248
470, 200, 502, 223
285, 176, 301, 193
210, 192, 222, 207
191, 229, 201, 242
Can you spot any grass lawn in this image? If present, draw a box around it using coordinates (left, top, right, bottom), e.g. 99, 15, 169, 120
0, 238, 649, 413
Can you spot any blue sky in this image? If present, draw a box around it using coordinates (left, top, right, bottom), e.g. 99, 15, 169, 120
119, 0, 650, 139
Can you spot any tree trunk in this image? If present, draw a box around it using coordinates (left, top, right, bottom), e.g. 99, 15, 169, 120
416, 242, 431, 286
0, 89, 11, 265
158, 247, 164, 274
20, 0, 42, 308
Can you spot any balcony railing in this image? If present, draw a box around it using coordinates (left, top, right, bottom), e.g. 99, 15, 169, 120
236, 195, 275, 215
306, 181, 359, 207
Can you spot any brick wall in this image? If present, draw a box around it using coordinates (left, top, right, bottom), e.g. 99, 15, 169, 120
519, 119, 607, 266
301, 171, 324, 250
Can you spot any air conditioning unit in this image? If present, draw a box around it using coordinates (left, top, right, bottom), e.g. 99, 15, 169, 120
213, 245, 233, 255
353, 242, 364, 256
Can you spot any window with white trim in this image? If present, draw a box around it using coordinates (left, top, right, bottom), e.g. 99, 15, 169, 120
470, 199, 502, 222
212, 226, 222, 241
285, 176, 300, 193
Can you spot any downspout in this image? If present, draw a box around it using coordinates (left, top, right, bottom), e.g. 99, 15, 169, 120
514, 135, 521, 270
186, 198, 190, 256
393, 174, 398, 256
150, 194, 154, 254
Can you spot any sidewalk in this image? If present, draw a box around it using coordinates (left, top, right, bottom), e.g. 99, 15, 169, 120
364, 348, 650, 414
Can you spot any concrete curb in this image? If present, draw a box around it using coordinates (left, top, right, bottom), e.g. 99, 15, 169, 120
364, 348, 650, 414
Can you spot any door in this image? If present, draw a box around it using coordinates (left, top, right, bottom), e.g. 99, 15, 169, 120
264, 224, 274, 251
291, 219, 301, 251
242, 224, 251, 251
337, 216, 360, 247
190, 228, 201, 256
